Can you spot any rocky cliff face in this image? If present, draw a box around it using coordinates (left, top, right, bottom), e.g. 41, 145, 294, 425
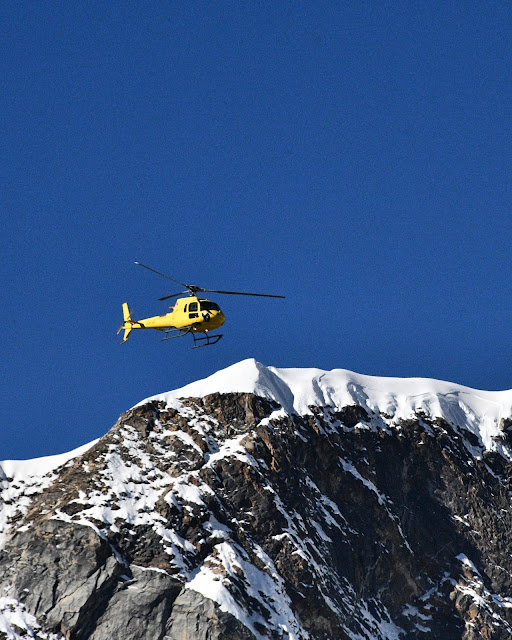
2, 360, 512, 640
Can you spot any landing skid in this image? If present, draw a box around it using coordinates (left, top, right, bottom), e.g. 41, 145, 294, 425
161, 328, 223, 348
161, 328, 191, 341
192, 333, 223, 348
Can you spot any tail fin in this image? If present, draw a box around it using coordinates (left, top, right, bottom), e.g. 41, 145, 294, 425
119, 303, 133, 343
122, 303, 131, 322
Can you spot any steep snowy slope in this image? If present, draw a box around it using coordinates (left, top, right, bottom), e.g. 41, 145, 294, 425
1, 359, 512, 640
0, 441, 98, 547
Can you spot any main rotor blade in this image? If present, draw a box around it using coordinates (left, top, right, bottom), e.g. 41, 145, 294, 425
199, 289, 285, 299
135, 262, 285, 299
158, 291, 188, 301
134, 262, 188, 288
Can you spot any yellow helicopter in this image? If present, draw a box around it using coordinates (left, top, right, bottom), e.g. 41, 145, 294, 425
118, 262, 285, 348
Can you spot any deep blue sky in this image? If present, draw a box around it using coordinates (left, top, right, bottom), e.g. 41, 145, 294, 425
2, 1, 511, 460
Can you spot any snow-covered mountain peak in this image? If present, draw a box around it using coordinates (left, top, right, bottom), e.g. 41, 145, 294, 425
143, 358, 512, 454
3, 360, 512, 639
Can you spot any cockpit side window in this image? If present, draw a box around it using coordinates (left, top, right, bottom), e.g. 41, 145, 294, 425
189, 302, 198, 312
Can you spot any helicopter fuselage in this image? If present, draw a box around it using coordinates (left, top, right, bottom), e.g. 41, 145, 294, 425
141, 296, 225, 332
119, 296, 225, 344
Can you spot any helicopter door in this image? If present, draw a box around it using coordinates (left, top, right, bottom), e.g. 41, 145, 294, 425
188, 301, 199, 319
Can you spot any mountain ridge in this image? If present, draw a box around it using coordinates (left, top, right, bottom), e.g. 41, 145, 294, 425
142, 358, 512, 455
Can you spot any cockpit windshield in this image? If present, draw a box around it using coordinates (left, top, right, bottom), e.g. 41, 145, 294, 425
200, 301, 220, 311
